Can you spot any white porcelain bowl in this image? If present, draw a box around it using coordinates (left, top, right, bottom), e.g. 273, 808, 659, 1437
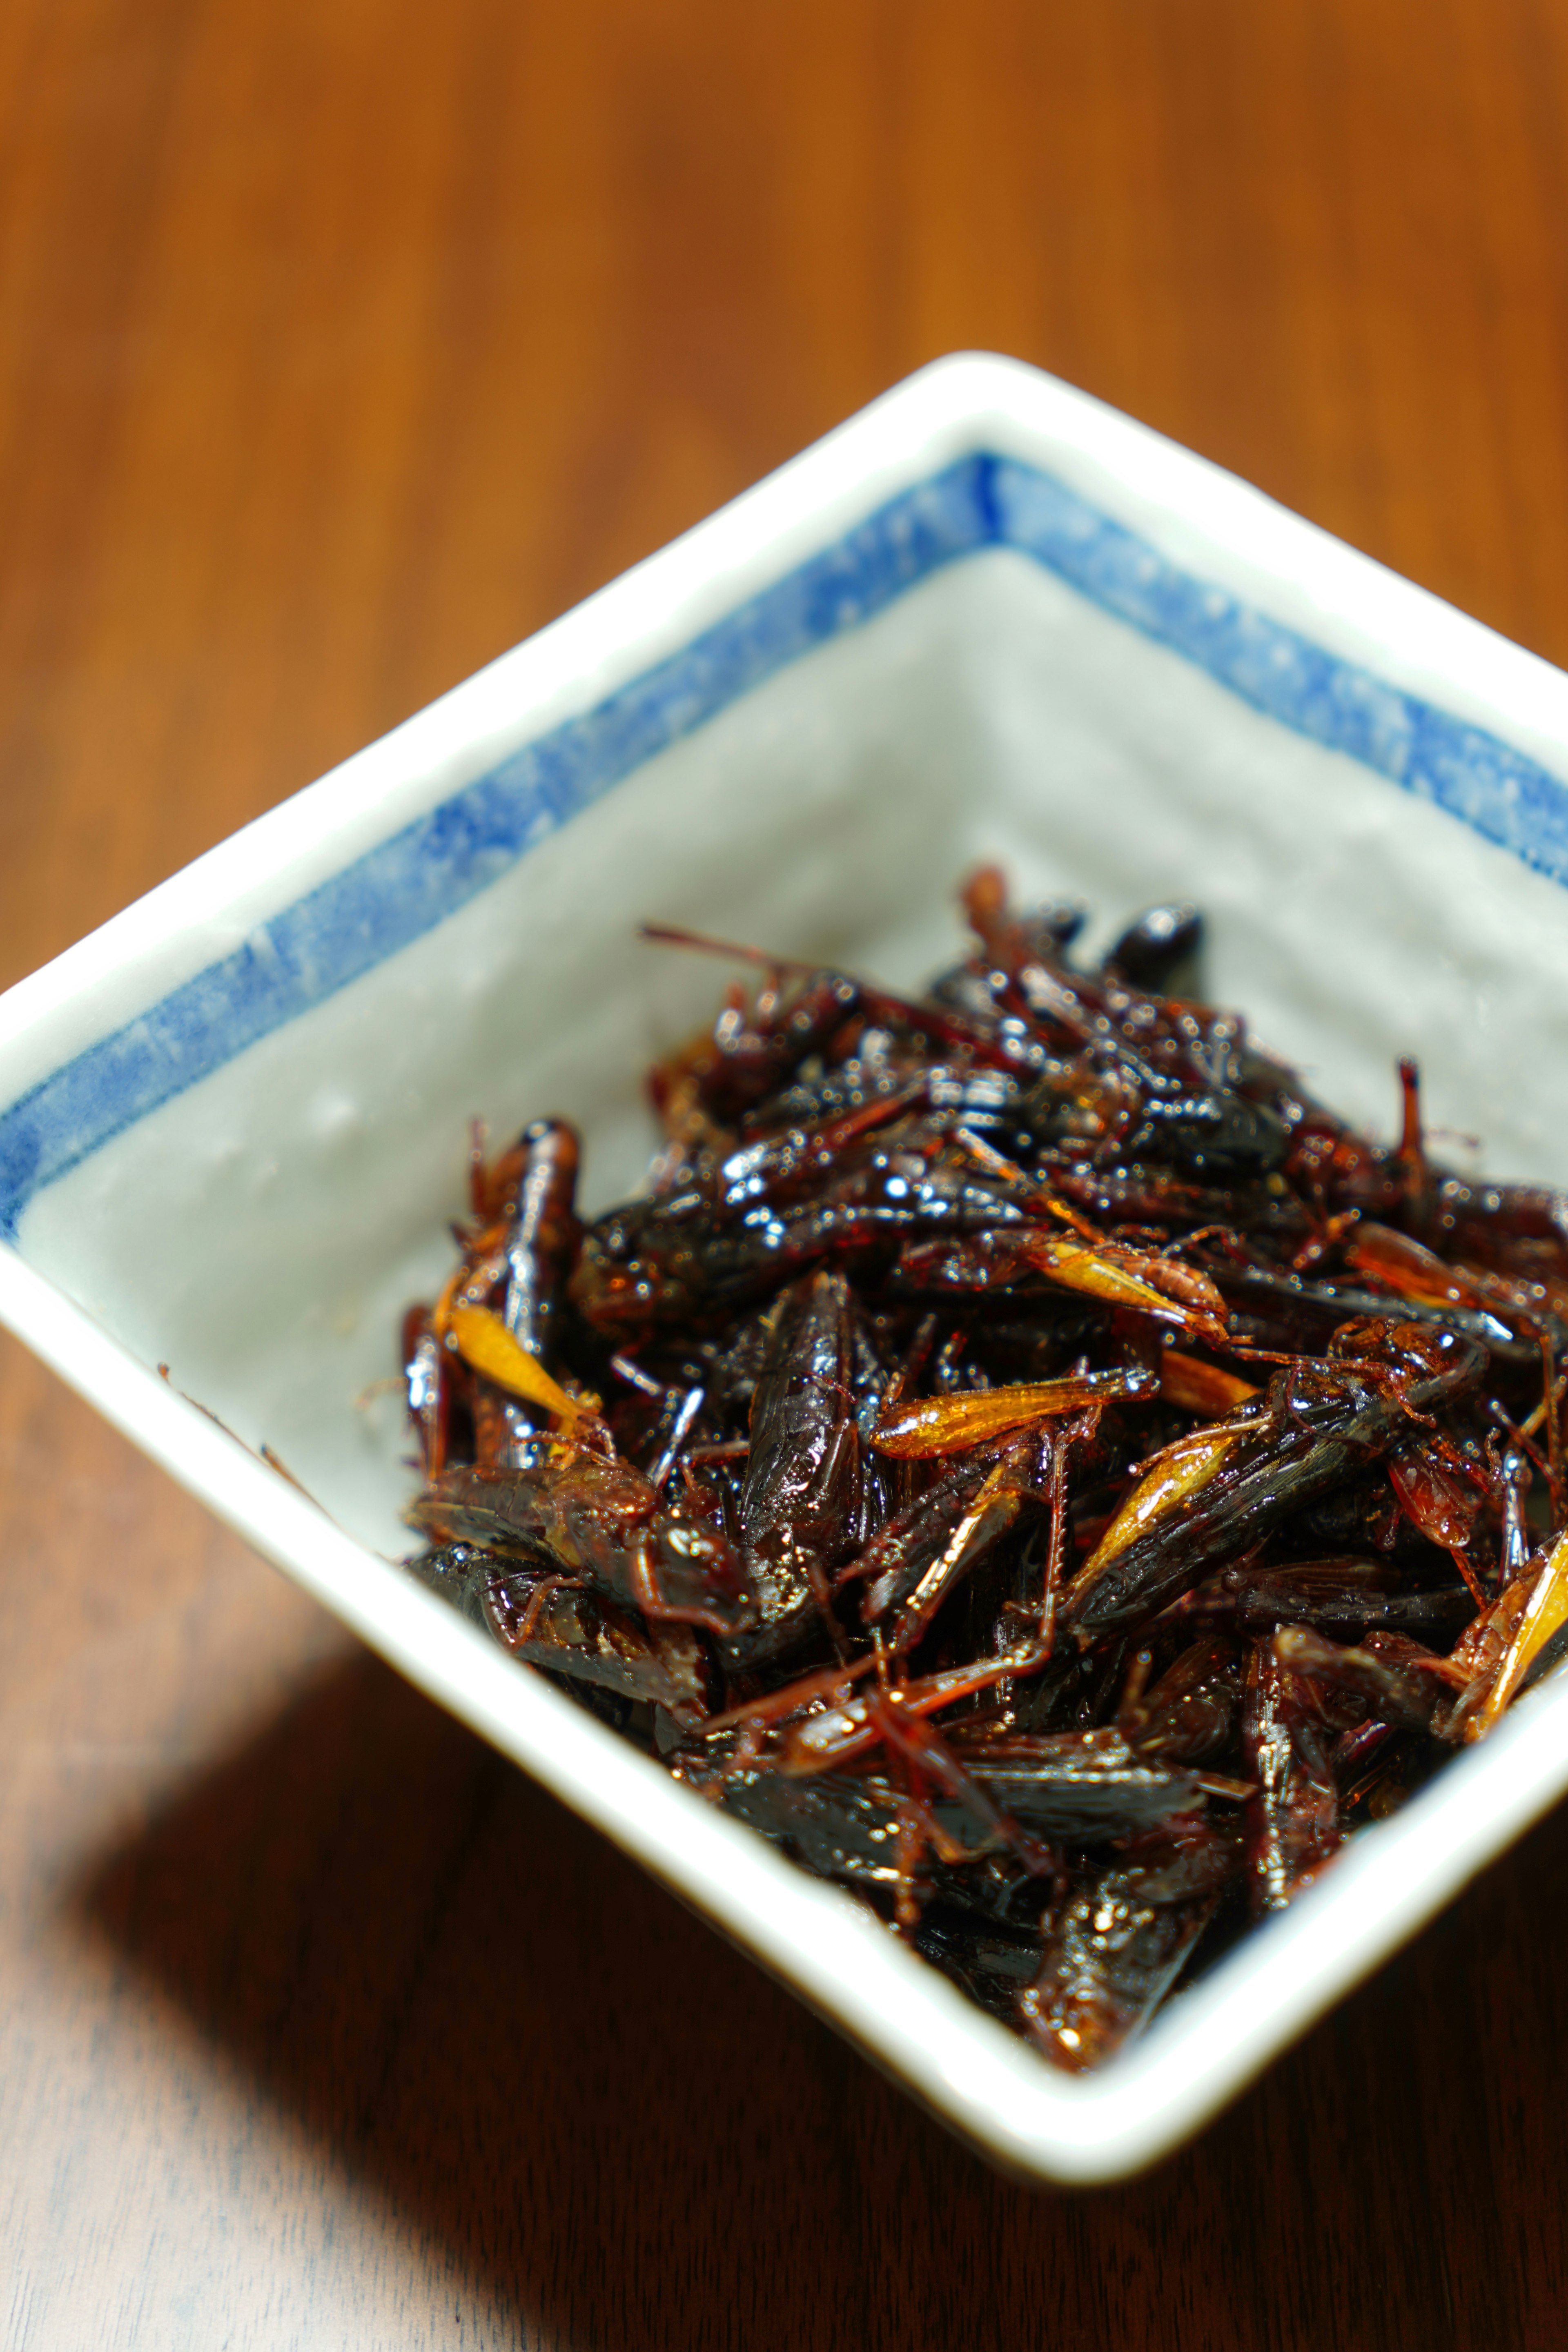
5, 353, 1568, 2183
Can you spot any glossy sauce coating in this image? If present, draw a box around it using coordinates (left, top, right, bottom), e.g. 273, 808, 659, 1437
400, 869, 1568, 2072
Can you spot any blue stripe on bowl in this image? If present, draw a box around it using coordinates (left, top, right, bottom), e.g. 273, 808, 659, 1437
2, 448, 1566, 1236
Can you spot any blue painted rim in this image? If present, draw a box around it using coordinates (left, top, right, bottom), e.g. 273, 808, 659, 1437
3, 448, 1565, 1237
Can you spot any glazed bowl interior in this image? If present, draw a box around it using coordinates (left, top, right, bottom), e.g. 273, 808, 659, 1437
15, 535, 1568, 1558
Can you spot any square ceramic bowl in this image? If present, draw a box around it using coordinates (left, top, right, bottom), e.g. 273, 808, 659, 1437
5, 352, 1568, 2185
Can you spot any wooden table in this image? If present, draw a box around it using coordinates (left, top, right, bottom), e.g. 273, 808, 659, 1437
4, 3, 1568, 2342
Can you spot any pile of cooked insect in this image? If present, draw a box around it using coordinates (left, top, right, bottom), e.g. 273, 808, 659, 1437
400, 866, 1568, 2072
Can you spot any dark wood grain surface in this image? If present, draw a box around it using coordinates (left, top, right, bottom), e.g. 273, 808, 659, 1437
5, 4, 1568, 2343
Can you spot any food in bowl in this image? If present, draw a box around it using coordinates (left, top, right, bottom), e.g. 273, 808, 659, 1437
399, 865, 1568, 2070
